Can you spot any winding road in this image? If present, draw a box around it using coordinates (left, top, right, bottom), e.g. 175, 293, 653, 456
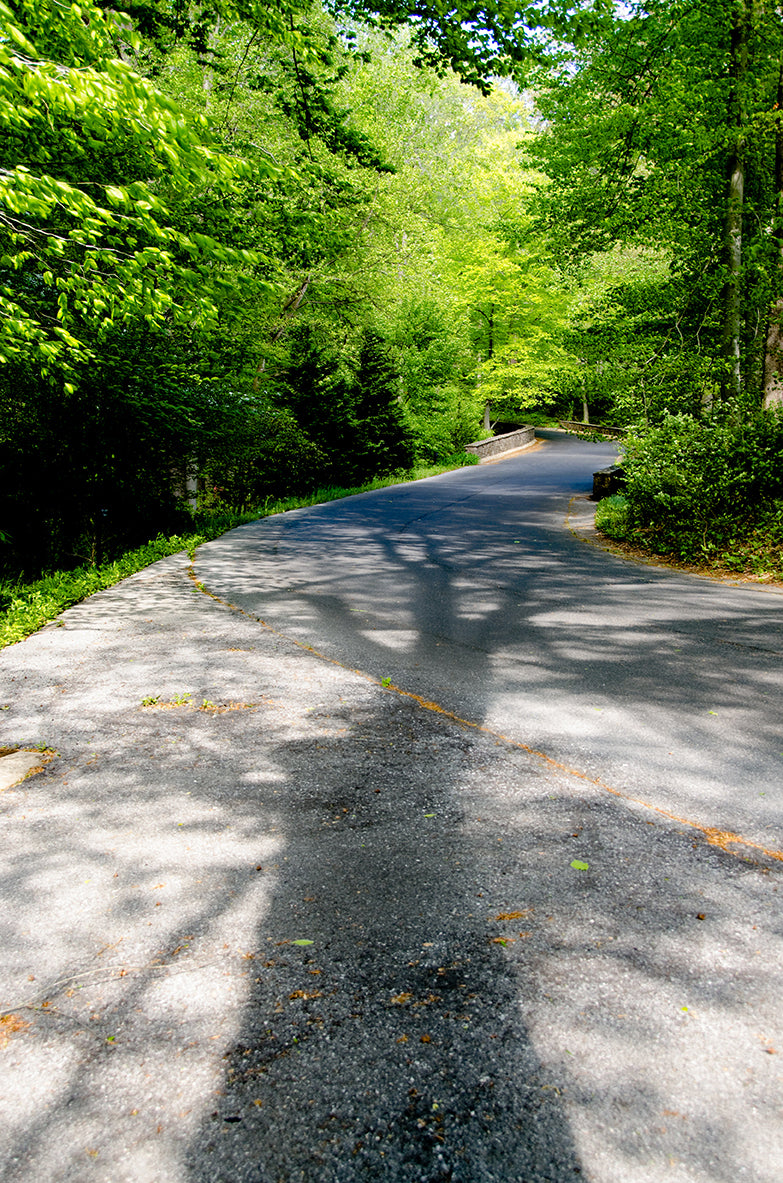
199, 429, 783, 856
0, 430, 781, 1182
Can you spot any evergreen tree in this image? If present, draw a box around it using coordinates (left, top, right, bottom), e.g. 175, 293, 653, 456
352, 330, 415, 479
278, 322, 359, 482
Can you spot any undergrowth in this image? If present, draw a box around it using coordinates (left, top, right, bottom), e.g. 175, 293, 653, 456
0, 455, 477, 648
595, 493, 783, 579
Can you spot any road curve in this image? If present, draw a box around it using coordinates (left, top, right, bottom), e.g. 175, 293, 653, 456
0, 430, 780, 1183
197, 430, 783, 857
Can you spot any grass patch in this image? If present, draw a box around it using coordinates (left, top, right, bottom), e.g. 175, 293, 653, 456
0, 455, 477, 649
0, 512, 256, 649
594, 494, 631, 540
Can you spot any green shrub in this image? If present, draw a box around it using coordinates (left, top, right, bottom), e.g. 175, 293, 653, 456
621, 409, 783, 558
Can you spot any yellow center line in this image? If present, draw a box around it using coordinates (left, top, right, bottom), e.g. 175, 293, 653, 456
188, 565, 782, 866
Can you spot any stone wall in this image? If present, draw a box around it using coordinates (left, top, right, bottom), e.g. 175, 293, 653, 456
558, 420, 626, 439
464, 426, 536, 461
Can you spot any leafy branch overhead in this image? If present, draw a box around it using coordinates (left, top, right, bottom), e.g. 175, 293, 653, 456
0, 0, 279, 373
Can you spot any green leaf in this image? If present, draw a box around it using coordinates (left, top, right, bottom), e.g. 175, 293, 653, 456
570, 860, 589, 871
291, 939, 314, 946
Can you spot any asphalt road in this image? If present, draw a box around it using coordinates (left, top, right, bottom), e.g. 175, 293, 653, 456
198, 430, 783, 855
0, 430, 781, 1183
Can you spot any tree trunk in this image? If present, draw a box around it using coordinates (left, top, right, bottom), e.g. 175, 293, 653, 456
763, 49, 783, 408
721, 1, 749, 404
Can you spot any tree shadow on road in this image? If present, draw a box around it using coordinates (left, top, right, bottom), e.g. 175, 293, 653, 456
183, 693, 585, 1183
0, 442, 781, 1182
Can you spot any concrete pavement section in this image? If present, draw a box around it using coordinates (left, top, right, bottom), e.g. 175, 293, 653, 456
0, 434, 781, 1182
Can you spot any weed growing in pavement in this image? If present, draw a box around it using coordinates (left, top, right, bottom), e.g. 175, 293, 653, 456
140, 693, 191, 709
141, 695, 255, 713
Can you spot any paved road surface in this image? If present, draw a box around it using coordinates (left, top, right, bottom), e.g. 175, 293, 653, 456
0, 431, 781, 1182
197, 430, 783, 855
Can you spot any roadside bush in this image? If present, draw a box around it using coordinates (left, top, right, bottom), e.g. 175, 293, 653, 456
619, 409, 783, 558
442, 451, 479, 468
201, 406, 327, 510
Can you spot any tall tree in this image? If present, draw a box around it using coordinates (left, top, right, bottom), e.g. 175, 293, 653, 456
0, 0, 274, 376
531, 0, 783, 413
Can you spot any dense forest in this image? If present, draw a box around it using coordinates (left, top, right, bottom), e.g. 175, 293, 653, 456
1, 0, 782, 586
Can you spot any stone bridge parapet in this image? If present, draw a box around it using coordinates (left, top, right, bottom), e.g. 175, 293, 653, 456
464, 426, 536, 461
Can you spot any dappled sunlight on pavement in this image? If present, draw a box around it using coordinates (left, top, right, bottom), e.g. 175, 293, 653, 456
1, 437, 781, 1181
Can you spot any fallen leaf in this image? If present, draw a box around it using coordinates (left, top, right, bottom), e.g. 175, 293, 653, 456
570, 860, 589, 871
391, 992, 413, 1005
412, 993, 441, 1007
0, 1015, 31, 1047
291, 939, 314, 946
494, 910, 530, 921
420, 1034, 431, 1043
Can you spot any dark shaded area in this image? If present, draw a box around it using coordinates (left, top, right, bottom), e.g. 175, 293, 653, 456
185, 703, 584, 1182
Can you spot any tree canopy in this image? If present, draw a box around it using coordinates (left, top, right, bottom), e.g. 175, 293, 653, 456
2, 0, 782, 580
